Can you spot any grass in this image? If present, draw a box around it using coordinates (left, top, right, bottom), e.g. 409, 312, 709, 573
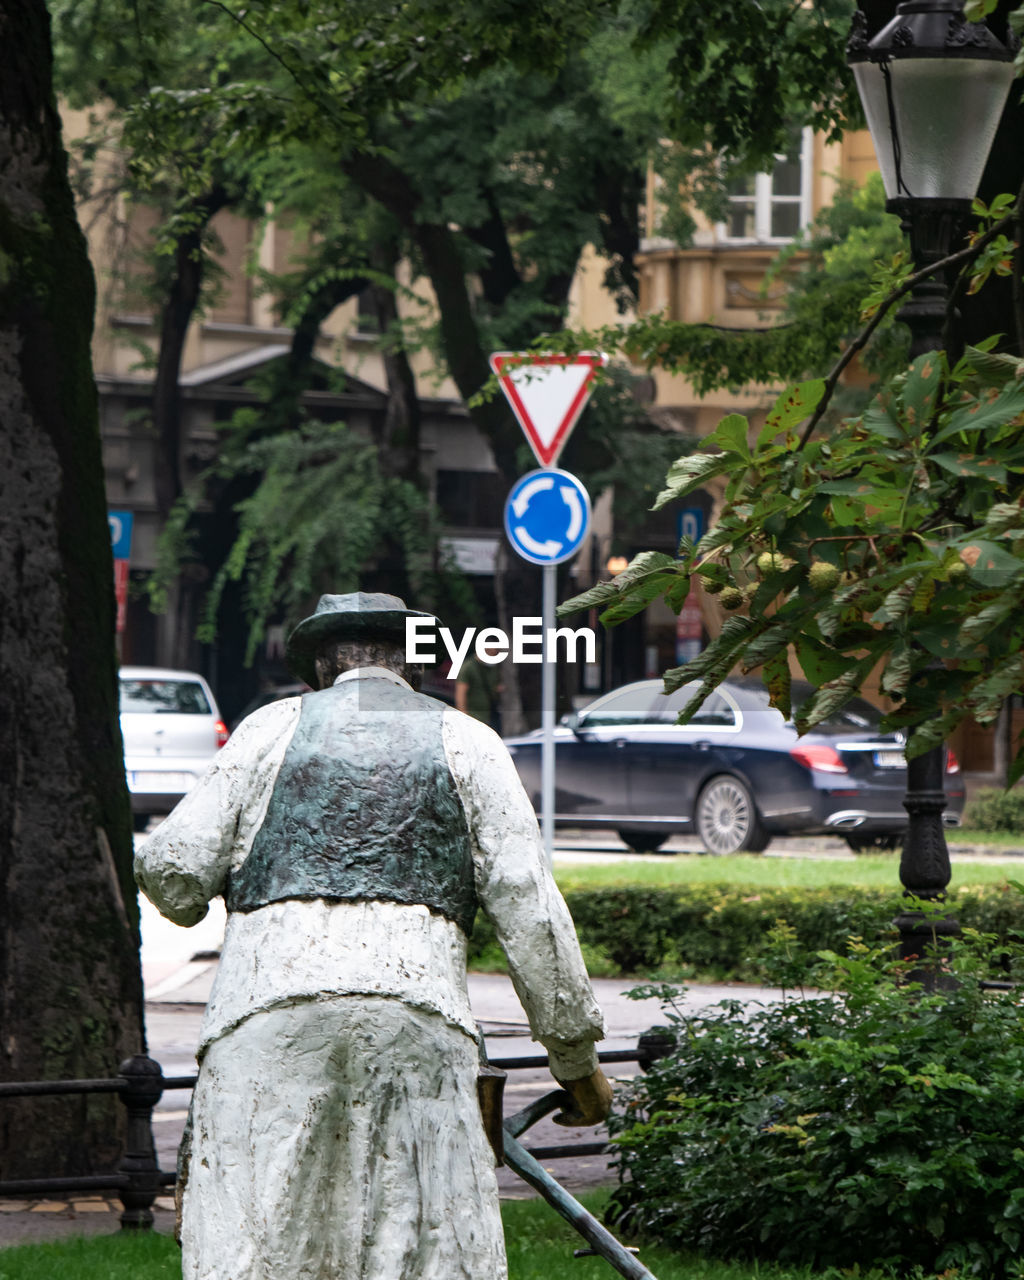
954, 826, 1024, 847
554, 851, 1020, 893
0, 1195, 844, 1280
0, 1231, 179, 1279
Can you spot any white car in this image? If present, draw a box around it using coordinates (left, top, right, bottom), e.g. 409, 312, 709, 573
120, 666, 228, 831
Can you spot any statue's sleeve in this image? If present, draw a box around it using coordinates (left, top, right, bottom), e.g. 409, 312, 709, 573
134, 698, 301, 927
442, 710, 604, 1082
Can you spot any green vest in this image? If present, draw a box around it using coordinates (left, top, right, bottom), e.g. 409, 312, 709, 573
226, 678, 478, 935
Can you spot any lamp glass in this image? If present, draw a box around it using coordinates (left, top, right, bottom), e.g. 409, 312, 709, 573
854, 58, 1014, 200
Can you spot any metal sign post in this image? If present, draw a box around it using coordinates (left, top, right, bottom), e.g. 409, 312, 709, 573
503, 469, 592, 867
541, 563, 557, 861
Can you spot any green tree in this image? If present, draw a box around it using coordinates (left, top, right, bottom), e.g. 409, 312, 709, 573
0, 0, 143, 1178
64, 0, 685, 726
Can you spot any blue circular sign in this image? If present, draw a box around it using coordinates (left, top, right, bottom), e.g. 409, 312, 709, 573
504, 469, 591, 566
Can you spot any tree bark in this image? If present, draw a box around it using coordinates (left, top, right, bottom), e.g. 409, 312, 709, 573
152, 185, 230, 521
367, 243, 422, 484
0, 0, 144, 1178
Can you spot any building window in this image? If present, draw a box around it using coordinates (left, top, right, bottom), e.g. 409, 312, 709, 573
355, 287, 381, 334
722, 127, 813, 243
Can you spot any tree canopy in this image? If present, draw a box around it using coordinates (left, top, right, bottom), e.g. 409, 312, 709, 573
53, 0, 692, 673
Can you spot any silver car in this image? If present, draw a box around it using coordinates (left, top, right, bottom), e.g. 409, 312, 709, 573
119, 666, 228, 831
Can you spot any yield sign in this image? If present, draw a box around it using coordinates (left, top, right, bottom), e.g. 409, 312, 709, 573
489, 351, 608, 468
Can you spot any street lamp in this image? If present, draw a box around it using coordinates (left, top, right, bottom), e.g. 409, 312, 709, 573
848, 0, 1015, 356
846, 1, 1015, 973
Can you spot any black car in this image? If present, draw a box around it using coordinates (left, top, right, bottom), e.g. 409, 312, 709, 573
503, 677, 964, 854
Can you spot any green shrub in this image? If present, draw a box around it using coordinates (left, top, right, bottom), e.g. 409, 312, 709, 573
963, 787, 1024, 834
468, 884, 1024, 982
607, 935, 1024, 1277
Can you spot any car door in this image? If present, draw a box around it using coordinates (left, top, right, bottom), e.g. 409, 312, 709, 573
551, 683, 664, 820
626, 684, 745, 825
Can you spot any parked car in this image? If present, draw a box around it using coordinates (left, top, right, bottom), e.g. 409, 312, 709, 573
120, 666, 228, 831
502, 677, 964, 855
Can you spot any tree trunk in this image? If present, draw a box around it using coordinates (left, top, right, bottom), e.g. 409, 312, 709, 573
152, 185, 230, 522
0, 0, 145, 1178
367, 244, 421, 485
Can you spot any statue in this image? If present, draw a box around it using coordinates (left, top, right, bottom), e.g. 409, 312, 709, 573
135, 592, 611, 1279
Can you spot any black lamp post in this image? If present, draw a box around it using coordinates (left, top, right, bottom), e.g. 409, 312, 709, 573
847, 1, 1014, 974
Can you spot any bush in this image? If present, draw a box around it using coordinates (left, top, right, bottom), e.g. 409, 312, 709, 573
468, 885, 1024, 982
607, 935, 1024, 1277
963, 787, 1024, 834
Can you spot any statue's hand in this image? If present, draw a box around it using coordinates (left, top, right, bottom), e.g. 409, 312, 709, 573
552, 1068, 613, 1126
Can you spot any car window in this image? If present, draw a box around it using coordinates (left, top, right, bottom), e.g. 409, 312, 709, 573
807, 697, 882, 731
746, 681, 883, 730
658, 686, 737, 727
579, 686, 661, 727
120, 679, 211, 715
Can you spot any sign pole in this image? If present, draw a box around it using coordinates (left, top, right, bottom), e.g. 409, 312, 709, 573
541, 562, 557, 866
494, 350, 605, 869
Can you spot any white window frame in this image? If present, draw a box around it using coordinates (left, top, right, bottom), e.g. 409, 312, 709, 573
719, 126, 814, 245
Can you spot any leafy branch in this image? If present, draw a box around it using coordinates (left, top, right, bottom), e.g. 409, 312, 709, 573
800, 198, 1021, 445
560, 194, 1024, 777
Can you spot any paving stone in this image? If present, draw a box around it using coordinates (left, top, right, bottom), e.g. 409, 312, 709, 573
29, 1202, 69, 1213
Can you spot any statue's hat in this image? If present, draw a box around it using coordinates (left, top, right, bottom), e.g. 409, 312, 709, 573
285, 592, 435, 687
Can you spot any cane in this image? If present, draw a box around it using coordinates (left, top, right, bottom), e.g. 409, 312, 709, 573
502, 1090, 658, 1280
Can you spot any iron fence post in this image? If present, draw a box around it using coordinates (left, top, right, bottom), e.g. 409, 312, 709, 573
116, 1054, 164, 1230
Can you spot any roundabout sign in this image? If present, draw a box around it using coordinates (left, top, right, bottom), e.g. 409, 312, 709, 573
503, 468, 591, 566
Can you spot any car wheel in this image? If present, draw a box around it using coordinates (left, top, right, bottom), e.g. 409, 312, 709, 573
132, 813, 151, 834
695, 776, 770, 855
845, 833, 902, 853
617, 830, 670, 854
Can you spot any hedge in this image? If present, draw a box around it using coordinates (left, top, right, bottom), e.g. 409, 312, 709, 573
467, 884, 1024, 981
963, 786, 1024, 833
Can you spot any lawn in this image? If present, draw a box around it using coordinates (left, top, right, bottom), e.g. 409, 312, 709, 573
553, 850, 1020, 893
0, 1195, 842, 1280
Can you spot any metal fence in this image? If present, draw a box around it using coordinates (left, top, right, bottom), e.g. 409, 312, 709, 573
0, 1043, 661, 1230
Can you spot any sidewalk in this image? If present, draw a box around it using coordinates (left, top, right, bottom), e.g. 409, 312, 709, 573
0, 961, 784, 1248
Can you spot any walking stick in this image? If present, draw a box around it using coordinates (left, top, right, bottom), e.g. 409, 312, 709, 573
502, 1090, 658, 1280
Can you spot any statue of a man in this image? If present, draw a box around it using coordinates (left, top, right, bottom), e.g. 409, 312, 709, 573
135, 592, 611, 1280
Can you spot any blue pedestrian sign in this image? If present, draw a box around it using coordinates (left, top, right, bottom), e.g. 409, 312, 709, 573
504, 469, 591, 566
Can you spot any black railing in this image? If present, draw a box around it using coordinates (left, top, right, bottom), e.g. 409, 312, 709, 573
0, 1044, 659, 1230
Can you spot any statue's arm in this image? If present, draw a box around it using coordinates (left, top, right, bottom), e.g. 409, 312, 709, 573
134, 698, 301, 926
442, 712, 605, 1085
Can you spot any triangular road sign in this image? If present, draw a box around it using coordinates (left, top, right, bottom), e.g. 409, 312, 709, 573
489, 352, 608, 468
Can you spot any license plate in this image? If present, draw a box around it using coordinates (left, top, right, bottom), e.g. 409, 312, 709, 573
129, 771, 196, 792
873, 751, 906, 769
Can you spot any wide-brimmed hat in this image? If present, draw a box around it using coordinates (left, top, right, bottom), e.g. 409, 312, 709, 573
285, 592, 436, 687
